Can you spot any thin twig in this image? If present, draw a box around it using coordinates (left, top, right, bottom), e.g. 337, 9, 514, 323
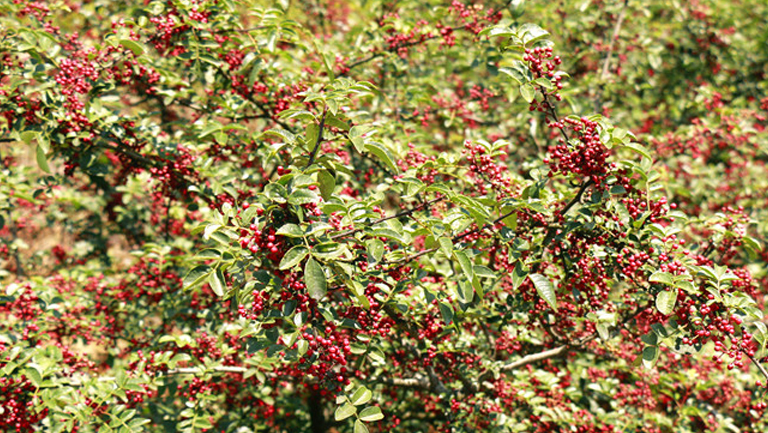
306, 106, 328, 167
744, 349, 768, 383
594, 0, 630, 111
329, 196, 446, 240
343, 0, 513, 75
599, 0, 630, 82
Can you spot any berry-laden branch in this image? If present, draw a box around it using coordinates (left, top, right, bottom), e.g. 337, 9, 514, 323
343, 0, 512, 74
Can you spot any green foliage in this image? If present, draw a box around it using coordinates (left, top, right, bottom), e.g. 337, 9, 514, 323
1, 0, 767, 432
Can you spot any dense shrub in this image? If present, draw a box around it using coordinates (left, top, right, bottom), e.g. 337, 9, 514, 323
1, 0, 767, 432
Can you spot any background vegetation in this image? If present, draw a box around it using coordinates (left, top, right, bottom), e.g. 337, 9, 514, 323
1, 0, 767, 432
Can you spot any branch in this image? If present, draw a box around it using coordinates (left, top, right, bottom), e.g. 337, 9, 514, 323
599, 0, 630, 82
386, 207, 518, 266
499, 345, 568, 372
594, 0, 630, 110
559, 179, 593, 217
378, 375, 431, 389
329, 196, 446, 241
306, 106, 327, 167
744, 349, 768, 383
343, 0, 512, 75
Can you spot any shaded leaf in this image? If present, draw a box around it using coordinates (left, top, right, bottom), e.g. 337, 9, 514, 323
304, 257, 327, 300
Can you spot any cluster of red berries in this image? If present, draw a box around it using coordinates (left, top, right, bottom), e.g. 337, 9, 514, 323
616, 249, 651, 276
448, 0, 502, 35
380, 14, 431, 57
297, 327, 352, 390
148, 144, 198, 197
0, 375, 47, 432
620, 196, 669, 222
674, 288, 755, 371
238, 290, 268, 321
55, 57, 99, 96
396, 144, 440, 184
615, 381, 656, 410
238, 223, 286, 263
463, 140, 514, 196
544, 117, 614, 189
525, 47, 564, 110
149, 12, 191, 54
338, 283, 394, 337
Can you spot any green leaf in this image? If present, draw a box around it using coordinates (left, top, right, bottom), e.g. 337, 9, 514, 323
276, 223, 304, 237
642, 346, 659, 369
20, 130, 36, 145
453, 250, 475, 281
262, 128, 296, 143
519, 23, 549, 44
304, 257, 327, 300
457, 280, 474, 303
349, 125, 369, 153
520, 84, 535, 103
24, 366, 42, 388
183, 265, 212, 291
511, 262, 528, 289
529, 273, 557, 310
368, 348, 385, 364
120, 39, 146, 56
453, 195, 490, 226
641, 331, 658, 346
354, 419, 370, 433
318, 170, 335, 200
36, 145, 50, 173
288, 188, 318, 205
621, 142, 652, 161
335, 402, 357, 421
279, 246, 309, 270
596, 323, 610, 341
438, 237, 453, 257
438, 301, 454, 325
472, 275, 484, 300
364, 142, 398, 174
192, 249, 222, 260
193, 417, 214, 429
532, 77, 553, 90
359, 406, 384, 422
350, 386, 373, 406
473, 265, 496, 279
366, 239, 385, 262
655, 290, 677, 316
313, 243, 349, 260
208, 268, 226, 297
649, 272, 675, 287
